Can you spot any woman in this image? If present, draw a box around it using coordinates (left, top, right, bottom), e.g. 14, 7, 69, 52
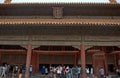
18, 66, 23, 78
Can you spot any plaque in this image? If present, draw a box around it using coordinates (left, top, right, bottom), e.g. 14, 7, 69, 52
53, 7, 63, 19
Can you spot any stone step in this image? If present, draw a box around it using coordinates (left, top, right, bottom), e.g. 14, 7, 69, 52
31, 75, 119, 78
5, 74, 120, 78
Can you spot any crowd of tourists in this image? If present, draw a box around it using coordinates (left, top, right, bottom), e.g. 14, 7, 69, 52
40, 65, 120, 78
40, 65, 93, 78
0, 63, 120, 78
0, 64, 32, 78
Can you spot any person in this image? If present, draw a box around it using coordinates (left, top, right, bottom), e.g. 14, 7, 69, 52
61, 66, 66, 78
78, 66, 81, 78
90, 67, 93, 74
0, 65, 2, 76
53, 67, 57, 78
72, 66, 79, 78
13, 65, 18, 77
56, 65, 62, 78
65, 66, 70, 78
1, 65, 6, 78
116, 69, 120, 77
86, 67, 90, 78
41, 66, 45, 75
45, 67, 48, 75
18, 66, 22, 78
29, 65, 32, 76
90, 67, 94, 78
99, 67, 104, 78
49, 66, 53, 78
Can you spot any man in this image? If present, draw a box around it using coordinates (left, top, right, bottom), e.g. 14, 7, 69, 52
78, 66, 81, 78
18, 66, 23, 78
72, 66, 79, 78
56, 65, 62, 78
99, 67, 104, 78
29, 65, 32, 76
1, 65, 6, 78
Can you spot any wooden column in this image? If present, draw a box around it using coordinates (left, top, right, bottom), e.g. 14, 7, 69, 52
118, 54, 120, 69
92, 54, 95, 74
80, 44, 86, 78
31, 52, 35, 74
114, 54, 118, 69
74, 54, 77, 66
25, 43, 32, 78
104, 54, 108, 75
77, 53, 79, 66
36, 54, 39, 73
0, 53, 1, 65
34, 53, 37, 73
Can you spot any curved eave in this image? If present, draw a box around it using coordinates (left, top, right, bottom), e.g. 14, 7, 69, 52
0, 2, 120, 7
0, 19, 120, 26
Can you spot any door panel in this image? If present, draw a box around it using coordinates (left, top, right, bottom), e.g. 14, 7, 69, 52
93, 55, 105, 76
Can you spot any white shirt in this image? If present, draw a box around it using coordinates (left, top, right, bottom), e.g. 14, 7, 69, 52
78, 67, 81, 73
30, 66, 32, 72
99, 68, 104, 75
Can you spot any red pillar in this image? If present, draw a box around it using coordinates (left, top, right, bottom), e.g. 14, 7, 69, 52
104, 54, 108, 75
118, 54, 120, 69
74, 54, 77, 66
80, 44, 86, 78
31, 52, 36, 74
36, 54, 39, 73
25, 43, 32, 78
0, 53, 1, 65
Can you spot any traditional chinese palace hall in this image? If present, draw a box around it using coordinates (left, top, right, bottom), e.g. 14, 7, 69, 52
0, 0, 120, 78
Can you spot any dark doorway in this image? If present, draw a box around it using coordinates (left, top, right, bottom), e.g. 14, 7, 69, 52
108, 64, 114, 72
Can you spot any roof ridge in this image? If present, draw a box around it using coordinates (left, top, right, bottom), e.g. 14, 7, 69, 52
1, 2, 113, 5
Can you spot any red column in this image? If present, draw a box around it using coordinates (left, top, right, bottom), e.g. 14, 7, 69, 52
119, 54, 120, 69
80, 44, 86, 78
31, 52, 36, 74
104, 54, 108, 75
0, 53, 1, 65
36, 54, 39, 73
25, 44, 32, 78
74, 54, 77, 66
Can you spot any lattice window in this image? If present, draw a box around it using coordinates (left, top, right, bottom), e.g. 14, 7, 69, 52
86, 55, 92, 64
1, 54, 26, 64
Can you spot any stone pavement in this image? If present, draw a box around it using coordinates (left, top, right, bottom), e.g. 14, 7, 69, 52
2, 74, 50, 78
1, 74, 119, 78
31, 75, 119, 78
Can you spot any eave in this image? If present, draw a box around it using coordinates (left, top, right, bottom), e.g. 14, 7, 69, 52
0, 19, 120, 26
